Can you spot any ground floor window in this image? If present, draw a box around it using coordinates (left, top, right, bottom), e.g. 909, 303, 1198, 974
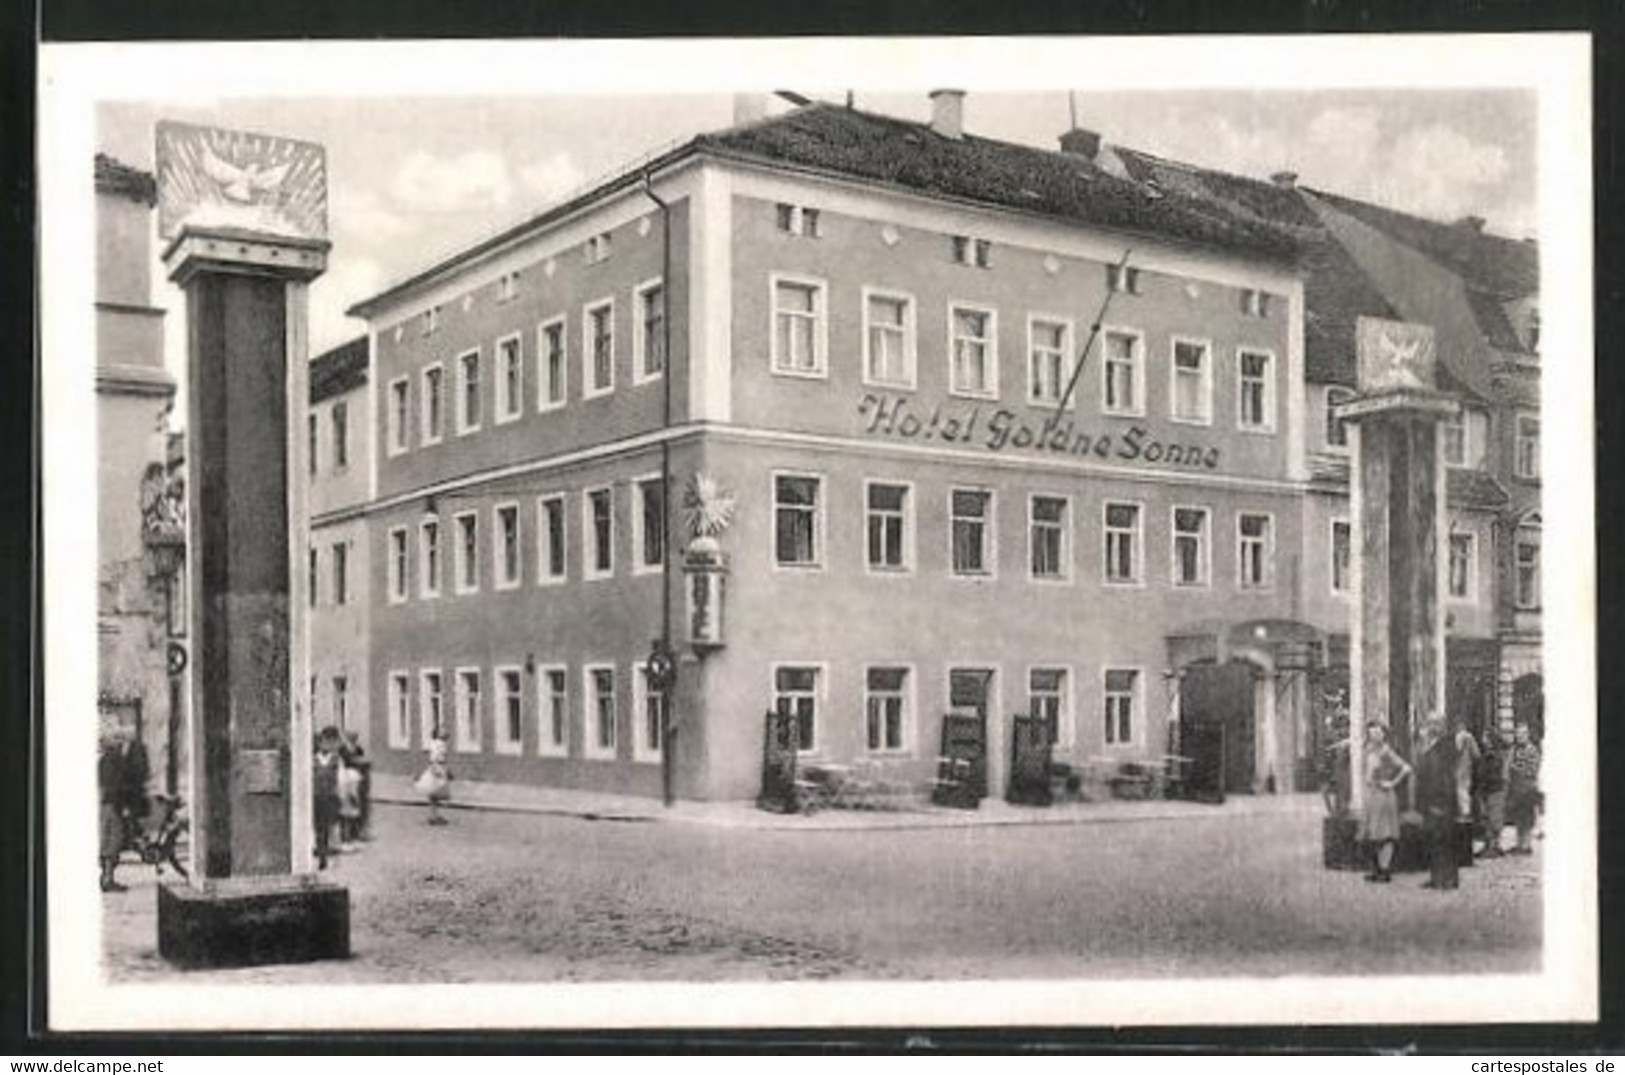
455, 668, 482, 752
586, 665, 617, 758
774, 665, 820, 752
420, 670, 443, 745
538, 666, 568, 757
388, 672, 411, 749
495, 666, 523, 754
864, 666, 909, 752
1104, 668, 1137, 746
635, 664, 665, 763
1029, 667, 1068, 747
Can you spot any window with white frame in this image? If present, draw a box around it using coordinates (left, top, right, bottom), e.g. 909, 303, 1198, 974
495, 334, 523, 423
419, 518, 441, 598
388, 671, 411, 749
1103, 502, 1142, 584
949, 305, 997, 398
1170, 339, 1212, 423
457, 349, 482, 434
584, 486, 614, 579
454, 511, 479, 594
454, 668, 481, 752
333, 675, 349, 731
776, 203, 821, 237
1030, 495, 1068, 580
538, 318, 567, 410
1102, 329, 1144, 415
950, 488, 993, 577
422, 364, 445, 445
772, 276, 827, 376
387, 527, 408, 603
538, 494, 566, 583
863, 289, 915, 387
1106, 264, 1140, 295
774, 666, 820, 752
332, 541, 349, 605
538, 666, 568, 757
1331, 520, 1351, 595
951, 235, 992, 268
495, 666, 523, 754
495, 503, 521, 589
1237, 349, 1275, 431
1515, 526, 1540, 609
774, 474, 821, 567
1516, 414, 1540, 479
864, 666, 910, 753
866, 482, 911, 572
387, 378, 410, 455
1104, 668, 1138, 746
634, 477, 665, 574
1238, 513, 1274, 590
331, 401, 350, 469
585, 665, 617, 758
420, 670, 443, 745
1029, 667, 1068, 748
1239, 289, 1270, 317
1028, 317, 1071, 406
634, 280, 665, 383
634, 663, 665, 763
1172, 506, 1209, 588
1442, 408, 1489, 468
1324, 386, 1355, 450
585, 300, 615, 398
1448, 532, 1476, 601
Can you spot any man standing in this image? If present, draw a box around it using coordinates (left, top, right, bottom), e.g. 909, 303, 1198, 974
1506, 721, 1543, 855
1415, 716, 1460, 890
98, 722, 150, 893
1475, 730, 1510, 857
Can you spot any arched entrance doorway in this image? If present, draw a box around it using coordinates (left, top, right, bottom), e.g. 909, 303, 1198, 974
1179, 660, 1256, 797
1513, 673, 1544, 743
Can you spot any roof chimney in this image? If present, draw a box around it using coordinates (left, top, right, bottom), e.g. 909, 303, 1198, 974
1270, 170, 1298, 188
1058, 127, 1102, 160
929, 89, 965, 140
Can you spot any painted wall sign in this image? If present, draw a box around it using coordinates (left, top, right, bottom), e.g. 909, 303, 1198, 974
156, 121, 328, 241
857, 394, 1223, 470
1356, 316, 1436, 392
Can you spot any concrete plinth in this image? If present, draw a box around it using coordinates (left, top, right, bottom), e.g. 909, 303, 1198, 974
158, 875, 349, 969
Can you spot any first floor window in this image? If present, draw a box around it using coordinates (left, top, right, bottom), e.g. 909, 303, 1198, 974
540, 668, 568, 755
455, 669, 481, 752
496, 504, 521, 588
636, 665, 665, 762
586, 487, 613, 578
420, 518, 441, 597
773, 277, 826, 375
388, 672, 411, 749
864, 666, 908, 752
307, 412, 318, 475
636, 281, 665, 381
951, 489, 992, 576
331, 401, 350, 469
1238, 513, 1273, 590
1238, 349, 1274, 430
496, 668, 523, 754
388, 527, 408, 602
496, 335, 523, 422
422, 364, 444, 443
774, 666, 819, 752
1029, 668, 1067, 747
950, 305, 995, 396
1104, 502, 1140, 584
1448, 532, 1475, 600
421, 671, 444, 744
1516, 528, 1540, 609
774, 474, 820, 567
1171, 339, 1211, 422
1331, 520, 1351, 595
864, 291, 913, 386
458, 349, 482, 433
866, 482, 910, 571
1173, 506, 1209, 587
1104, 669, 1137, 746
1103, 330, 1142, 414
456, 512, 479, 592
636, 478, 665, 571
1028, 318, 1068, 406
587, 666, 616, 756
388, 379, 410, 454
539, 320, 566, 409
1030, 495, 1067, 579
332, 541, 350, 605
587, 301, 614, 396
538, 495, 566, 582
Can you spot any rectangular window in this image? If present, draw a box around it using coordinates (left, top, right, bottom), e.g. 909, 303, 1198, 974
1239, 289, 1271, 317
387, 527, 408, 603
1104, 669, 1137, 746
455, 511, 479, 594
332, 541, 349, 605
1029, 667, 1068, 748
776, 203, 821, 237
952, 235, 992, 268
1331, 520, 1351, 595
1103, 329, 1144, 415
497, 271, 519, 302
538, 494, 566, 583
494, 503, 520, 589
1237, 349, 1275, 431
1448, 532, 1475, 601
457, 349, 482, 434
422, 364, 445, 445
423, 305, 440, 336
772, 276, 827, 376
1028, 317, 1071, 406
774, 666, 820, 752
1030, 495, 1068, 580
1516, 415, 1540, 479
774, 474, 821, 567
585, 300, 615, 398
1172, 506, 1209, 588
1325, 386, 1354, 449
495, 667, 523, 755
332, 401, 350, 469
307, 413, 319, 475
865, 482, 911, 572
951, 488, 993, 577
538, 319, 567, 411
454, 668, 482, 753
420, 670, 443, 745
634, 664, 665, 763
1170, 339, 1212, 423
538, 666, 568, 757
387, 378, 410, 455
634, 280, 665, 383
1238, 512, 1274, 590
634, 477, 665, 574
949, 304, 997, 398
585, 665, 617, 759
1106, 263, 1140, 294
331, 675, 349, 732
585, 486, 614, 579
1515, 530, 1541, 609
863, 289, 915, 387
1442, 411, 1466, 465
419, 518, 441, 598
1103, 502, 1141, 584
495, 334, 523, 423
865, 666, 909, 753
584, 232, 612, 264
309, 546, 319, 607
388, 671, 411, 750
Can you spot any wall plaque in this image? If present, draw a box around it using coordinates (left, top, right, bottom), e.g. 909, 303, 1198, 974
238, 749, 284, 795
1356, 316, 1436, 392
156, 121, 328, 242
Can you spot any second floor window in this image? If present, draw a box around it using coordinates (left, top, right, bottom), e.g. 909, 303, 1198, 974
1028, 318, 1069, 406
422, 365, 445, 444
636, 478, 665, 571
1515, 527, 1541, 609
636, 281, 665, 382
307, 413, 318, 475
1238, 513, 1273, 590
496, 335, 523, 423
864, 291, 914, 387
1171, 339, 1211, 423
1238, 349, 1274, 431
1103, 330, 1142, 415
774, 474, 820, 567
388, 528, 408, 603
332, 541, 349, 605
586, 301, 615, 397
420, 518, 441, 597
950, 306, 996, 397
539, 320, 567, 410
772, 277, 825, 376
538, 495, 566, 582
387, 379, 409, 455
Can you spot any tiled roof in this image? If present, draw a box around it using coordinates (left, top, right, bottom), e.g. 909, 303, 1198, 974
1463, 287, 1534, 356
310, 336, 368, 403
698, 104, 1300, 262
94, 153, 156, 206
1448, 468, 1510, 510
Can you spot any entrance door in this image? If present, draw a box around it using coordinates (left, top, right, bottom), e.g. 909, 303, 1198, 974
1180, 661, 1256, 794
948, 668, 993, 800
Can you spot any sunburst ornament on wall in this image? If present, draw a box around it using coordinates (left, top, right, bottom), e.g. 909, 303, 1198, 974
156, 121, 328, 242
682, 473, 736, 541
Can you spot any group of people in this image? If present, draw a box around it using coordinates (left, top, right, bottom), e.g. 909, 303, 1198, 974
312, 725, 372, 869
1358, 716, 1542, 888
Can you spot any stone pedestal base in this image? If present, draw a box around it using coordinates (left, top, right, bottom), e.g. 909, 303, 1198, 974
1323, 815, 1364, 870
158, 875, 349, 969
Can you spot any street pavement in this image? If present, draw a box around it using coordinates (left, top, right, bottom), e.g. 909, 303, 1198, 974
101, 792, 1541, 985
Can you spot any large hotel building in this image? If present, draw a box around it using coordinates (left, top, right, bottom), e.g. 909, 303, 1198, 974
312, 93, 1542, 802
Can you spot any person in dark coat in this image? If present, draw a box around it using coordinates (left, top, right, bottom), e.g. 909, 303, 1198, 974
1506, 721, 1542, 855
98, 724, 150, 893
312, 726, 343, 869
1415, 716, 1460, 890
1475, 730, 1509, 857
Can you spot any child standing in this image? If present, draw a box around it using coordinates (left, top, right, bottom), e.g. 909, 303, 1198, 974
415, 734, 452, 825
312, 726, 343, 869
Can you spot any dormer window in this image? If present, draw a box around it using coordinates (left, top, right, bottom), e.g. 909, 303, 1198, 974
584, 232, 613, 265
1106, 263, 1140, 294
1240, 289, 1271, 318
776, 203, 821, 238
952, 235, 992, 268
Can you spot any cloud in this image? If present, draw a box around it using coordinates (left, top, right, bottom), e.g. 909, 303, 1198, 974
393, 150, 514, 213
518, 151, 586, 207
309, 255, 385, 354
1376, 123, 1511, 220
1303, 107, 1383, 185
330, 186, 412, 240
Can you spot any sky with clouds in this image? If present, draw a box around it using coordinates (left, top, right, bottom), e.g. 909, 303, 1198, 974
96, 85, 1535, 361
